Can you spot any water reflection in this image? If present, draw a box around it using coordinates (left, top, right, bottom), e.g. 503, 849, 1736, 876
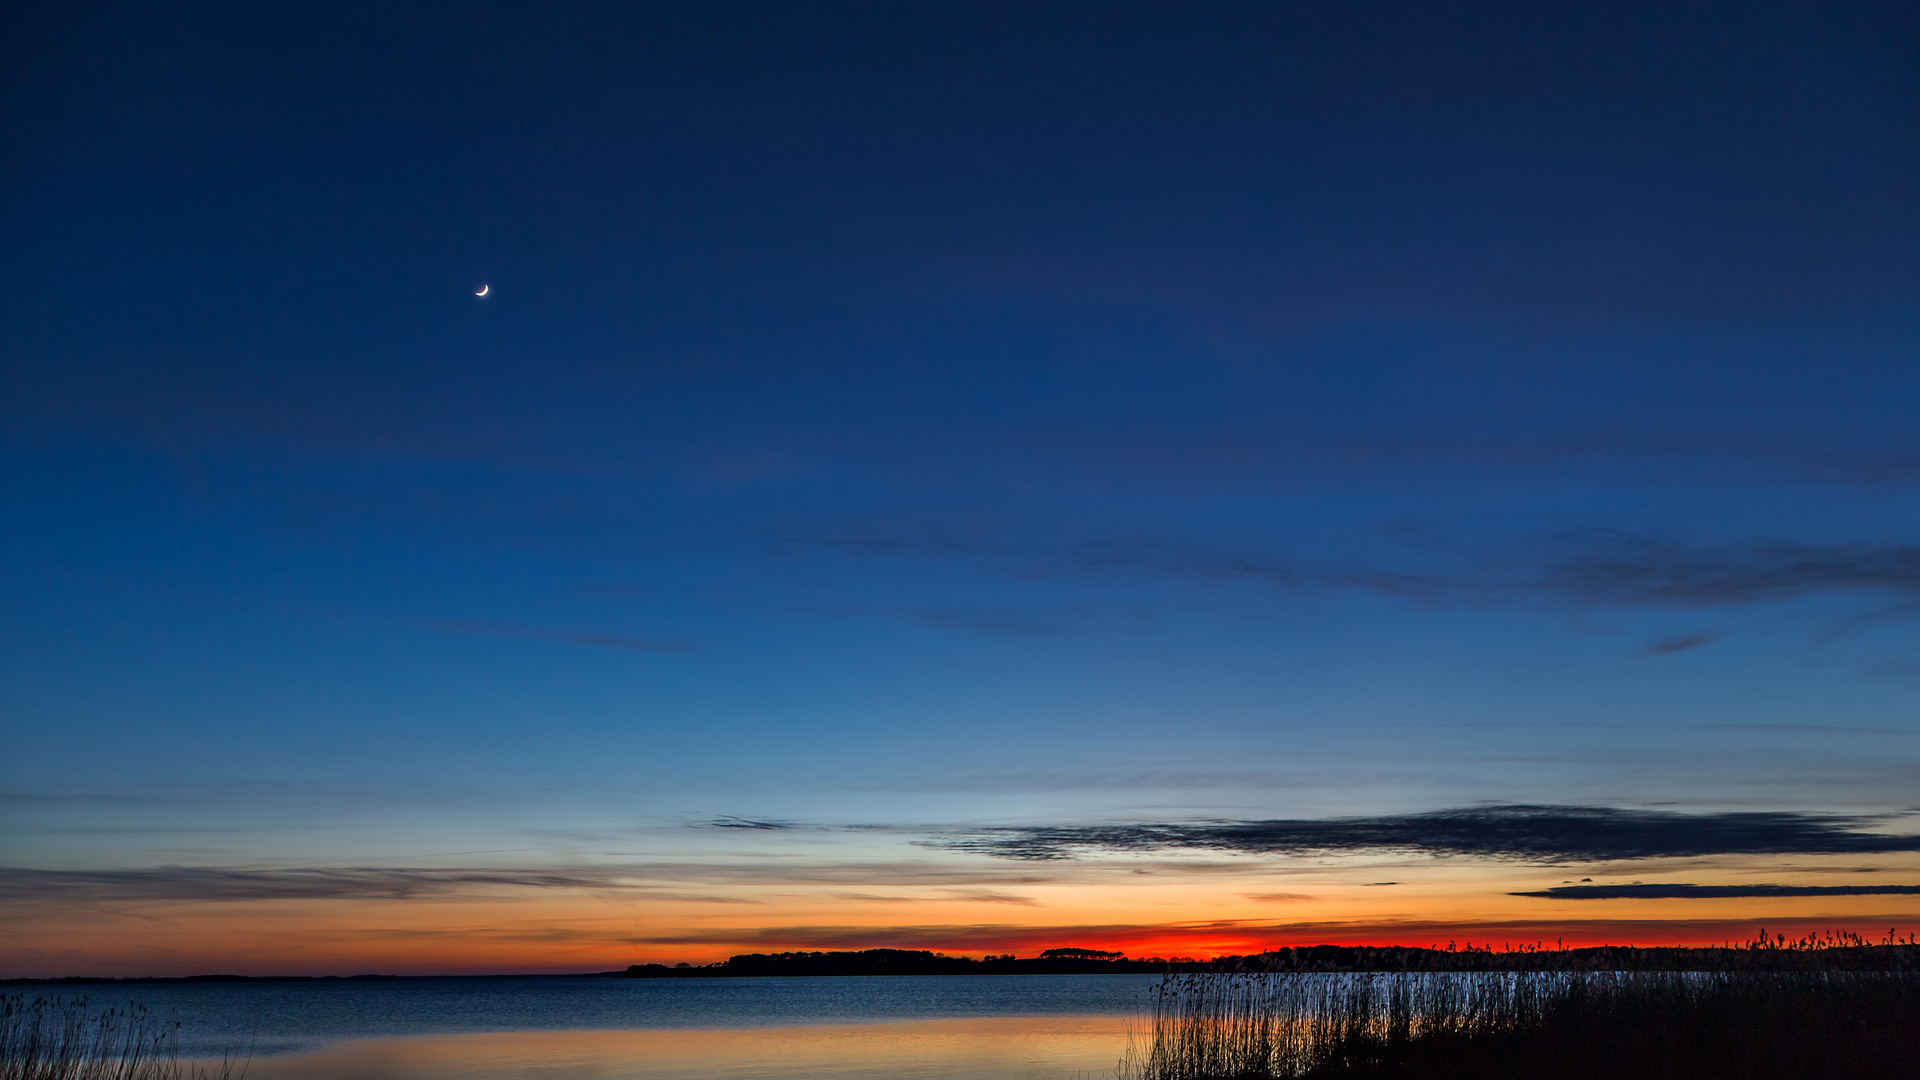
115, 974, 1158, 1058
237, 1016, 1133, 1080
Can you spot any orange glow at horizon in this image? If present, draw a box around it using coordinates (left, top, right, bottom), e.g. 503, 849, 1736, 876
9, 899, 1917, 978
9, 848, 1918, 978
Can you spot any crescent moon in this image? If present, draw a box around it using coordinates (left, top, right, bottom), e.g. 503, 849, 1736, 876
475, 284, 489, 297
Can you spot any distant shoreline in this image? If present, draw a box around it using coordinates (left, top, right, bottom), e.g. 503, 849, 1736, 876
0, 972, 632, 985
11, 936, 1919, 983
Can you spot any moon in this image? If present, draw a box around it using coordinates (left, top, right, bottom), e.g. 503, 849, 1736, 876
475, 284, 489, 297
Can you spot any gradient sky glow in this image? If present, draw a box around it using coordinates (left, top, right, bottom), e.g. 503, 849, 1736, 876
5, 0, 1920, 976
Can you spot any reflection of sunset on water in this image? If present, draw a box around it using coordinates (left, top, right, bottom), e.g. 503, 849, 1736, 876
239, 1017, 1135, 1080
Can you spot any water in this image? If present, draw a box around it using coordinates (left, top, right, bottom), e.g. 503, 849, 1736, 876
49, 974, 1162, 1079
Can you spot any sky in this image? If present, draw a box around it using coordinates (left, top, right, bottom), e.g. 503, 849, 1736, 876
4, 0, 1920, 976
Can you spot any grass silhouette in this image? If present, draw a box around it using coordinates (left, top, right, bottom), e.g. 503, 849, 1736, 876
1120, 934, 1920, 1080
0, 996, 243, 1080
1120, 970, 1920, 1080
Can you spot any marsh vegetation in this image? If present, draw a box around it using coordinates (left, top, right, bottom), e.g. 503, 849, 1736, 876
1119, 967, 1920, 1079
0, 996, 242, 1080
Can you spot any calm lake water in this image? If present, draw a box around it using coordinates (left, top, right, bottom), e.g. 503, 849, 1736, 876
77, 974, 1162, 1079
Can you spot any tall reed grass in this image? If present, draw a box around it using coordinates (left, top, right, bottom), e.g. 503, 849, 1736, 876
1118, 969, 1920, 1080
0, 996, 242, 1080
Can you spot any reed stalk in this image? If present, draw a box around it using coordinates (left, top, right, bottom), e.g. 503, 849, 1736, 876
1118, 969, 1920, 1080
0, 996, 242, 1080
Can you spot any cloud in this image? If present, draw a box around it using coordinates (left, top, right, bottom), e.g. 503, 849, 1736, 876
0, 866, 657, 902
616, 914, 1920, 955
791, 529, 1920, 613
788, 598, 1089, 637
62, 578, 705, 657
0, 866, 781, 904
826, 888, 1041, 906
704, 817, 796, 830
943, 889, 1044, 906
0, 791, 157, 806
1641, 632, 1715, 656
937, 804, 1920, 864
621, 921, 1261, 952
900, 607, 1074, 636
1539, 539, 1920, 607
0, 858, 1073, 904
1513, 883, 1920, 900
853, 768, 1329, 794
429, 621, 696, 653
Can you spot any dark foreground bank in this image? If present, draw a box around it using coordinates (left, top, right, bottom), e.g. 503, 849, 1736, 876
1123, 969, 1920, 1080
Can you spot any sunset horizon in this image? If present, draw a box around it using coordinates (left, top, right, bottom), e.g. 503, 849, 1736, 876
6, 12, 1920, 1080
14, 796, 1920, 977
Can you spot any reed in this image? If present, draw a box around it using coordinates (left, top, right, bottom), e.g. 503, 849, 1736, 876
1118, 969, 1920, 1080
0, 996, 241, 1080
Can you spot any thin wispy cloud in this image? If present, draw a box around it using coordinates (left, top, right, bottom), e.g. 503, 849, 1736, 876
937, 805, 1920, 864
615, 913, 1920, 954
0, 859, 1071, 904
0, 791, 157, 806
786, 598, 1090, 637
791, 529, 1920, 615
61, 577, 704, 657
943, 888, 1044, 906
704, 817, 798, 830
852, 768, 1332, 795
1542, 539, 1920, 607
899, 607, 1075, 636
621, 921, 1261, 951
430, 621, 696, 653
1641, 632, 1715, 656
0, 866, 653, 903
824, 889, 1041, 906
1514, 882, 1920, 899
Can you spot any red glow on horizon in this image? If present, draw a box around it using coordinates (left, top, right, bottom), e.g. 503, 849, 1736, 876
628, 917, 1920, 970
16, 916, 1916, 979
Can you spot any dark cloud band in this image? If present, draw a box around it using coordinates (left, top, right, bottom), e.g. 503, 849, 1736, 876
940, 804, 1920, 863
0, 867, 639, 902
1514, 883, 1920, 900
1541, 538, 1920, 607
796, 531, 1920, 613
0, 859, 1060, 903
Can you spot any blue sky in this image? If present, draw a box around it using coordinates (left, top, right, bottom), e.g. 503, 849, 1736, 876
4, 1, 1920, 973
